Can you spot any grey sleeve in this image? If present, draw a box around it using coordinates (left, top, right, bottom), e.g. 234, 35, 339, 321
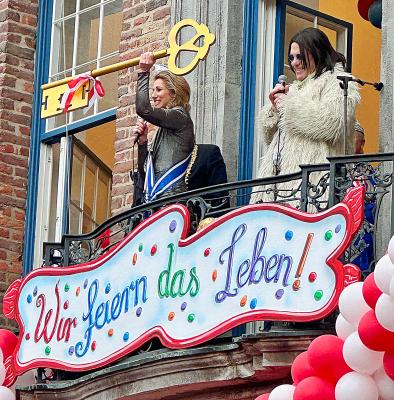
136, 72, 189, 130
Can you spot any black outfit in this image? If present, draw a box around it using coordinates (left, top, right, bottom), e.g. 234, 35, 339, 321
132, 143, 228, 206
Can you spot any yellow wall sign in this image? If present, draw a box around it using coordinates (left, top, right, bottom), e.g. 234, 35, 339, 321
41, 82, 90, 119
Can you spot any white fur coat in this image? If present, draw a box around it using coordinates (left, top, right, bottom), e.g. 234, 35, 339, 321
250, 66, 360, 204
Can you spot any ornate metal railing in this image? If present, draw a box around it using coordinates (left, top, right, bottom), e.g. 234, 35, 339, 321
43, 153, 394, 276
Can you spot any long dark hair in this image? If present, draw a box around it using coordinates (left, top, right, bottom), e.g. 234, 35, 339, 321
288, 27, 347, 79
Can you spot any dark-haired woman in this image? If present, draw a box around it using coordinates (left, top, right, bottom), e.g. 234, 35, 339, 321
251, 27, 360, 204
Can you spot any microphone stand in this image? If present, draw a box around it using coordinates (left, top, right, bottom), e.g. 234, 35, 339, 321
337, 75, 384, 154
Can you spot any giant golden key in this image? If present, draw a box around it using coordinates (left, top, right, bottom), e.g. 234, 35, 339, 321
41, 19, 215, 119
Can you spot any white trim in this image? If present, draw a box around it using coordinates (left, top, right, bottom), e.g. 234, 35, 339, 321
253, 0, 277, 177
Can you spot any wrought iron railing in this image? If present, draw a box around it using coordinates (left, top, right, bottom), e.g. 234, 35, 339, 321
43, 153, 394, 276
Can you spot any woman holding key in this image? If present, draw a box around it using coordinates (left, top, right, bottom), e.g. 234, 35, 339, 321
133, 52, 195, 203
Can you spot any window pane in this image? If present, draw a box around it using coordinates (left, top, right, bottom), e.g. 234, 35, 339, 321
69, 203, 82, 234
48, 143, 60, 242
76, 7, 100, 67
71, 146, 84, 205
318, 25, 337, 48
50, 17, 75, 75
80, 0, 100, 10
96, 170, 110, 224
102, 0, 123, 56
82, 213, 94, 234
84, 157, 96, 219
54, 0, 77, 20
97, 56, 119, 112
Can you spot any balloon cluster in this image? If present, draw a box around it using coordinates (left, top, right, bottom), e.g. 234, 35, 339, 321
0, 329, 36, 398
255, 236, 394, 400
358, 0, 382, 29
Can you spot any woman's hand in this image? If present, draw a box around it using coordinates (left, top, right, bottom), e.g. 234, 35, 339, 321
268, 83, 289, 112
139, 52, 155, 73
134, 118, 148, 145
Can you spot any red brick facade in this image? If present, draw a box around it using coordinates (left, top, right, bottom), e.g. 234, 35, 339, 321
0, 0, 38, 329
111, 0, 171, 215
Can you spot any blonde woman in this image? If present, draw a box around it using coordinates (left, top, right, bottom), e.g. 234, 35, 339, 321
134, 52, 195, 202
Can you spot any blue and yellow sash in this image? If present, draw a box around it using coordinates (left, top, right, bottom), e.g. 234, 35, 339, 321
144, 152, 191, 202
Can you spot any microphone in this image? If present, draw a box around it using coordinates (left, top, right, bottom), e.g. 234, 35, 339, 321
278, 74, 288, 92
133, 118, 147, 145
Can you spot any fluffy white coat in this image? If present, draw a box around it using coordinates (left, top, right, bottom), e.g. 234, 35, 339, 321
251, 66, 360, 204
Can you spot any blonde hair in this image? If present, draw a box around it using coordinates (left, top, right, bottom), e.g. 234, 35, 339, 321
154, 71, 191, 113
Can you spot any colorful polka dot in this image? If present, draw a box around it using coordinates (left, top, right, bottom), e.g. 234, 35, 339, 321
25, 333, 30, 341
123, 332, 130, 342
132, 253, 137, 265
187, 313, 195, 323
325, 230, 333, 241
309, 272, 317, 282
314, 290, 323, 301
250, 298, 257, 309
63, 301, 69, 310
84, 279, 88, 289
169, 220, 177, 232
64, 283, 70, 292
27, 294, 32, 304
181, 302, 187, 311
275, 289, 284, 299
168, 312, 175, 321
105, 283, 111, 294
138, 243, 143, 252
76, 287, 80, 296
68, 346, 74, 356
335, 224, 341, 233
91, 341, 96, 351
285, 230, 293, 241
151, 244, 157, 256
45, 346, 51, 356
212, 269, 217, 282
108, 329, 114, 337
292, 280, 300, 291
204, 248, 211, 257
240, 295, 247, 307
136, 307, 142, 317
33, 287, 38, 296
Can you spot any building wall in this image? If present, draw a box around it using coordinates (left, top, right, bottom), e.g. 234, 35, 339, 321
111, 0, 171, 215
0, 0, 38, 329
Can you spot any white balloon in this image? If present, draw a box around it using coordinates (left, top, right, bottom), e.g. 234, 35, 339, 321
336, 313, 356, 340
388, 236, 394, 265
0, 386, 15, 400
343, 332, 384, 375
269, 384, 295, 400
338, 282, 370, 327
374, 367, 394, 400
335, 372, 378, 400
389, 275, 394, 298
0, 363, 5, 386
374, 254, 394, 294
375, 294, 394, 332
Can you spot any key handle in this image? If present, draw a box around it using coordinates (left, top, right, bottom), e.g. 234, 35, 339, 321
167, 19, 215, 76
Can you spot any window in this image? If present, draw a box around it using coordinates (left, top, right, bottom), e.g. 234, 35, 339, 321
48, 0, 122, 129
29, 0, 122, 270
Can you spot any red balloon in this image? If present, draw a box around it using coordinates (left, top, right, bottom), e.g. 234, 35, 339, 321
383, 351, 394, 381
358, 309, 394, 352
358, 0, 375, 21
293, 376, 335, 400
255, 394, 270, 400
291, 351, 316, 384
307, 335, 351, 384
0, 329, 18, 360
362, 273, 382, 309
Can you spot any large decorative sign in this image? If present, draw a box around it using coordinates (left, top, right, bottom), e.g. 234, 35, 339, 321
3, 187, 364, 384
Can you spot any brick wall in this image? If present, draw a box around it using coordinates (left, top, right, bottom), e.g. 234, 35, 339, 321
111, 0, 171, 215
0, 0, 38, 329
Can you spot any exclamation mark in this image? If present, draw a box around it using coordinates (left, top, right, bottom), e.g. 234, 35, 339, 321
293, 233, 314, 291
